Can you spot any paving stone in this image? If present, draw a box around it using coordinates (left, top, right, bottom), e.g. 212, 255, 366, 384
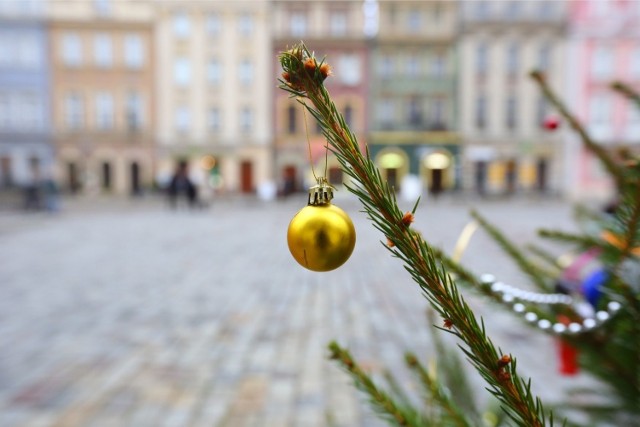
0, 196, 597, 426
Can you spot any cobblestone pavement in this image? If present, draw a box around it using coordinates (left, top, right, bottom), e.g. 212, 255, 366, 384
0, 194, 598, 427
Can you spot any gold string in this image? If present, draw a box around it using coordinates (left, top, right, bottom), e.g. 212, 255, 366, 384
452, 220, 479, 262
301, 102, 329, 182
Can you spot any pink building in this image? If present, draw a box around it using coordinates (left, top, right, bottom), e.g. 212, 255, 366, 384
565, 0, 640, 201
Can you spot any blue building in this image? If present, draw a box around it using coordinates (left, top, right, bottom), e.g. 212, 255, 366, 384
0, 2, 52, 191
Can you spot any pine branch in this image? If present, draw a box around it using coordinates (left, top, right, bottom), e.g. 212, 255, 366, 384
328, 342, 424, 427
530, 71, 625, 189
405, 353, 472, 427
525, 244, 563, 273
280, 43, 551, 427
538, 229, 603, 248
611, 81, 640, 108
471, 210, 553, 292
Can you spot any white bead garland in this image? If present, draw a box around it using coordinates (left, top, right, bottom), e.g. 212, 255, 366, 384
480, 273, 623, 336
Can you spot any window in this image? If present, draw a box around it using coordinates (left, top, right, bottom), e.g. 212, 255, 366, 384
344, 104, 353, 128
407, 9, 421, 32
506, 42, 519, 77
475, 1, 489, 19
538, 43, 551, 71
287, 105, 297, 134
630, 46, 640, 79
592, 46, 613, 79
330, 10, 347, 36
377, 99, 394, 128
175, 106, 190, 132
23, 93, 43, 129
16, 34, 40, 68
206, 13, 222, 35
208, 107, 221, 132
238, 12, 253, 37
505, 1, 520, 19
476, 42, 488, 75
124, 34, 144, 69
207, 58, 222, 85
290, 11, 307, 37
380, 55, 393, 78
173, 12, 190, 38
174, 57, 190, 86
338, 54, 361, 86
432, 53, 445, 77
431, 98, 444, 126
62, 33, 82, 66
126, 92, 143, 131
0, 93, 10, 129
506, 96, 517, 130
536, 97, 547, 127
95, 92, 114, 130
589, 94, 610, 124
240, 107, 252, 132
538, 1, 554, 18
406, 54, 419, 77
475, 95, 487, 129
239, 59, 253, 85
94, 0, 111, 16
407, 96, 423, 126
94, 33, 112, 67
0, 32, 12, 66
65, 93, 84, 130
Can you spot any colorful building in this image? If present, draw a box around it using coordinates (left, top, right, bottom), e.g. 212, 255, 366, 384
564, 0, 640, 201
458, 0, 567, 195
369, 0, 460, 197
271, 0, 369, 193
154, 0, 272, 198
48, 0, 156, 195
0, 1, 52, 190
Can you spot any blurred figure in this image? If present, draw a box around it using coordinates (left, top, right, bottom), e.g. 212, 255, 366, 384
167, 160, 197, 209
42, 173, 60, 212
23, 163, 41, 211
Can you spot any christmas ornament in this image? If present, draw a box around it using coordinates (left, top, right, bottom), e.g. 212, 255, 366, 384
543, 115, 560, 131
556, 315, 579, 376
287, 177, 356, 272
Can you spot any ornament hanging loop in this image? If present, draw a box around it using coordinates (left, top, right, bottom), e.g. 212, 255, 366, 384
308, 176, 335, 206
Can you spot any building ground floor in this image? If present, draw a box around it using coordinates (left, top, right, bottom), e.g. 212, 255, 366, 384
55, 135, 155, 196
462, 140, 563, 196
0, 137, 54, 189
155, 143, 272, 202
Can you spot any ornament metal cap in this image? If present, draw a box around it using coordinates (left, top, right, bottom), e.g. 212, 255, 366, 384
308, 177, 334, 206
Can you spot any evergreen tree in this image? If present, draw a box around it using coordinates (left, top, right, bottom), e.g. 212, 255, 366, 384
278, 44, 640, 426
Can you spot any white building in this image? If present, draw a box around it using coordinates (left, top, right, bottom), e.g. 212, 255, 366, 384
154, 0, 273, 197
458, 0, 567, 195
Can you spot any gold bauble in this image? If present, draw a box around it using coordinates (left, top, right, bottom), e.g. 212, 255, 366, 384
287, 203, 356, 272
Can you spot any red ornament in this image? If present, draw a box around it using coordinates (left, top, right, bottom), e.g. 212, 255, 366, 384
558, 339, 579, 376
557, 315, 579, 376
543, 116, 560, 131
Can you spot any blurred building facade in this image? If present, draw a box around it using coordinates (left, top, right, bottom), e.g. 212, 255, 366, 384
154, 0, 272, 198
458, 0, 567, 195
49, 0, 155, 195
564, 0, 640, 201
271, 0, 369, 193
0, 0, 52, 190
369, 0, 460, 197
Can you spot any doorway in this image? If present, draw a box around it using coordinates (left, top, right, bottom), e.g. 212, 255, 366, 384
68, 162, 80, 193
429, 168, 443, 195
130, 161, 141, 195
0, 156, 11, 188
240, 160, 254, 193
101, 162, 112, 191
536, 158, 548, 192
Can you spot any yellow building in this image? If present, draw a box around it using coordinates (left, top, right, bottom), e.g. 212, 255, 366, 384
49, 0, 155, 195
154, 0, 272, 197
